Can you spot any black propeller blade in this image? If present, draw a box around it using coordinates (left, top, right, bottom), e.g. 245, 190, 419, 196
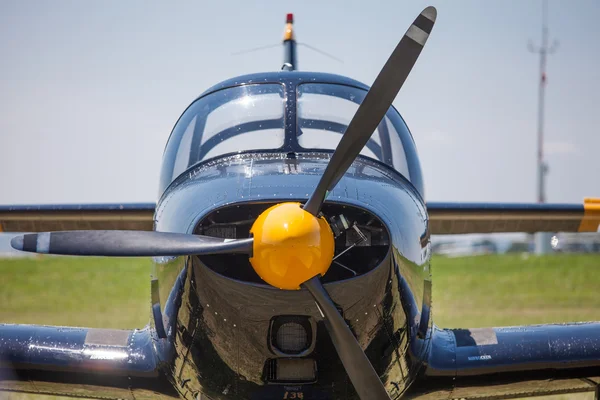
303, 276, 391, 399
303, 6, 437, 216
299, 7, 437, 399
10, 230, 253, 257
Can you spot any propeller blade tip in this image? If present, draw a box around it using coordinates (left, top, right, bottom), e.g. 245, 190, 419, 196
10, 235, 24, 251
10, 233, 49, 253
422, 6, 437, 22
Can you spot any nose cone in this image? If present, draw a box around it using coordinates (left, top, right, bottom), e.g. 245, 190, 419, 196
249, 202, 334, 290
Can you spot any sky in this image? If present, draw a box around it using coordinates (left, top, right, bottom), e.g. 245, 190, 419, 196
0, 0, 599, 207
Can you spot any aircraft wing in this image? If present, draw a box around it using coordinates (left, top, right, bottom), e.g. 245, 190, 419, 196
0, 324, 178, 399
0, 203, 155, 232
3, 199, 598, 234
427, 198, 600, 234
405, 322, 600, 399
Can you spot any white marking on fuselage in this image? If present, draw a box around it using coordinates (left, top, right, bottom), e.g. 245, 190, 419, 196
468, 355, 492, 361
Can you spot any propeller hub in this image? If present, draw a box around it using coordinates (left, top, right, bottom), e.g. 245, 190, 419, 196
249, 202, 334, 290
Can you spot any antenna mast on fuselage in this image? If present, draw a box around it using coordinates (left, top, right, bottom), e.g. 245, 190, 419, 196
282, 13, 297, 71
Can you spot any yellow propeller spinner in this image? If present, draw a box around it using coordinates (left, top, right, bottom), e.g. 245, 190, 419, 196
249, 202, 335, 290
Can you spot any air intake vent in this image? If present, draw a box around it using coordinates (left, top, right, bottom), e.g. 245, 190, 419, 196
263, 358, 317, 384
270, 316, 314, 356
265, 359, 277, 382
277, 322, 307, 352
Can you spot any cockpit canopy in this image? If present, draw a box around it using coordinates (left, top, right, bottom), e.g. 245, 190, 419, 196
159, 72, 424, 197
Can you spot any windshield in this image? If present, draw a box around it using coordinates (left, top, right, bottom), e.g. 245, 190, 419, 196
298, 83, 410, 177
160, 84, 286, 191
159, 80, 424, 197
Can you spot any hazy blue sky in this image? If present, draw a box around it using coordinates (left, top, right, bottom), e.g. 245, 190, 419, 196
1, 0, 599, 205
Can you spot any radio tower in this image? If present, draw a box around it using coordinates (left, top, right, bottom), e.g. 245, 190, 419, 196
529, 0, 557, 254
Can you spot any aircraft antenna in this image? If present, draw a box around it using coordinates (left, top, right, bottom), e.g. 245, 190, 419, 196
282, 13, 297, 70
232, 14, 343, 70
231, 43, 280, 56
298, 43, 344, 64
528, 0, 558, 254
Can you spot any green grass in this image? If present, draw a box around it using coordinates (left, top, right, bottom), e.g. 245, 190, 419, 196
0, 256, 151, 329
1, 254, 599, 400
432, 254, 600, 328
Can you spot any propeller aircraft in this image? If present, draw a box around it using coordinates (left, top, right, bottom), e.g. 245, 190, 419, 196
1, 7, 600, 400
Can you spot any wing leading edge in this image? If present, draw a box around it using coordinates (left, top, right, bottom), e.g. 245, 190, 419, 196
427, 198, 600, 234
0, 203, 155, 232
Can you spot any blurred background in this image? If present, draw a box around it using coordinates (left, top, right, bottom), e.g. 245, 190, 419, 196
1, 1, 599, 399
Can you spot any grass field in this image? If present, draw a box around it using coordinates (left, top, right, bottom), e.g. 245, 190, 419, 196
1, 253, 599, 400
